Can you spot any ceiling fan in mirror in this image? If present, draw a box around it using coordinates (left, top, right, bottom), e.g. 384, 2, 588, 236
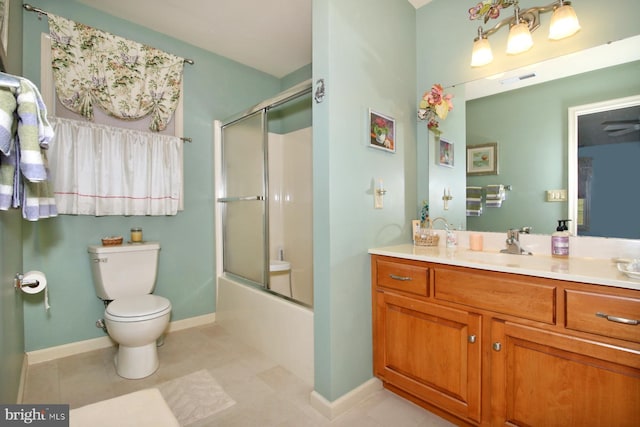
601, 118, 640, 137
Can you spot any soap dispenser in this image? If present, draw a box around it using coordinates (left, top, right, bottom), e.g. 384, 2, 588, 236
551, 219, 570, 258
445, 223, 458, 248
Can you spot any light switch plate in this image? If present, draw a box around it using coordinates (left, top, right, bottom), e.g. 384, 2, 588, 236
546, 189, 567, 202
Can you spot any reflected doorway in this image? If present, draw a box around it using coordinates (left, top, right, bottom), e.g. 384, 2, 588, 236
568, 95, 640, 238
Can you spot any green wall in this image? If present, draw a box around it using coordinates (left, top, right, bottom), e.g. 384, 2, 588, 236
21, 0, 283, 351
277, 63, 313, 134
467, 61, 640, 234
312, 0, 416, 401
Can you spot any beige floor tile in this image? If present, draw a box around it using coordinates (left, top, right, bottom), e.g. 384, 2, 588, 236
23, 323, 454, 426
22, 362, 61, 404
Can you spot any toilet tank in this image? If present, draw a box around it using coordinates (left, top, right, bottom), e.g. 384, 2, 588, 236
88, 242, 160, 300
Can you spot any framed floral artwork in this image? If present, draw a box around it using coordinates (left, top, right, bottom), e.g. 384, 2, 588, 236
467, 142, 498, 175
439, 138, 454, 167
369, 109, 395, 153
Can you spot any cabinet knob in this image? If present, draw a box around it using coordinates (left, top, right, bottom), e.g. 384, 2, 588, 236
493, 342, 502, 352
468, 335, 477, 344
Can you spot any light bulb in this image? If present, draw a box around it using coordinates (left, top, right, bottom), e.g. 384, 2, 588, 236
549, 4, 581, 40
506, 22, 533, 55
471, 37, 493, 67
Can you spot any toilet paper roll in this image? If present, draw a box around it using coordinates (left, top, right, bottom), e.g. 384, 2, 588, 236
21, 270, 47, 294
21, 271, 50, 311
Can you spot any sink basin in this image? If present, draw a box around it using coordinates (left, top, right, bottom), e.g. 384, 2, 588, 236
270, 260, 291, 272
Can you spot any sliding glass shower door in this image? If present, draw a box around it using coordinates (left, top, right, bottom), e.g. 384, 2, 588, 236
218, 110, 268, 287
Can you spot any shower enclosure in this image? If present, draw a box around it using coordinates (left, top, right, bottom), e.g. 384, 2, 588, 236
217, 80, 313, 307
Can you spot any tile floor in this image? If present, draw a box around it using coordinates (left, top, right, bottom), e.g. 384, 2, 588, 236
22, 323, 454, 426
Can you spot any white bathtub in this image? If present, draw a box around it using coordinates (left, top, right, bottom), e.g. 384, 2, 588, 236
216, 275, 314, 385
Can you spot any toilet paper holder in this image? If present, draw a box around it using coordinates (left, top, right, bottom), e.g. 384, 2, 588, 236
14, 273, 40, 290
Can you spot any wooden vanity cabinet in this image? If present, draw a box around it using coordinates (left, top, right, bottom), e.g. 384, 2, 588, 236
490, 320, 640, 427
374, 291, 482, 423
371, 255, 640, 426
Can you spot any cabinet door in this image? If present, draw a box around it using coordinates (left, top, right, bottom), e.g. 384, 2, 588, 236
491, 320, 640, 427
374, 291, 482, 423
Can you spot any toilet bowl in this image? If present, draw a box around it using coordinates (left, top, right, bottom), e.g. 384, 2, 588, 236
270, 260, 291, 272
104, 294, 171, 379
269, 260, 292, 297
88, 242, 172, 379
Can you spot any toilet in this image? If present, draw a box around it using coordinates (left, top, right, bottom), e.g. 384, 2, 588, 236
88, 242, 171, 379
269, 260, 292, 298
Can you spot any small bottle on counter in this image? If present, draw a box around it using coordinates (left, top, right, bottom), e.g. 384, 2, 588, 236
551, 219, 570, 257
130, 227, 143, 243
446, 224, 458, 248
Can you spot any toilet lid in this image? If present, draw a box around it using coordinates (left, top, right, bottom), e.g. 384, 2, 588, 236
105, 295, 171, 322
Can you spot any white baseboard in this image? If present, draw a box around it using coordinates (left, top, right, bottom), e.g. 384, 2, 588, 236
27, 335, 116, 365
309, 377, 382, 420
166, 313, 216, 333
26, 313, 216, 365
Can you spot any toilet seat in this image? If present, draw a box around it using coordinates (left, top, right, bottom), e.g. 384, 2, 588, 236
105, 295, 171, 323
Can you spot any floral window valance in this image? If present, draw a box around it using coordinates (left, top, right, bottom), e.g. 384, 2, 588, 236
47, 14, 184, 132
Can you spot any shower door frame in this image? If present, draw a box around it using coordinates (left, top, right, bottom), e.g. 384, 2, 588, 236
215, 79, 312, 292
218, 109, 270, 288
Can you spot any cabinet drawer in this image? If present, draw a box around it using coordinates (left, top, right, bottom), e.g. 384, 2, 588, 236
377, 260, 429, 296
434, 268, 556, 324
565, 290, 640, 343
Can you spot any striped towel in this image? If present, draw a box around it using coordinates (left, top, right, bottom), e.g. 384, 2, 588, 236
466, 186, 483, 216
0, 77, 57, 220
0, 87, 17, 155
0, 147, 20, 209
485, 184, 505, 208
0, 85, 18, 211
16, 79, 54, 181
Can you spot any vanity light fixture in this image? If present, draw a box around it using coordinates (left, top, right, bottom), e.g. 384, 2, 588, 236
548, 0, 581, 39
470, 0, 581, 67
506, 6, 534, 55
471, 28, 494, 67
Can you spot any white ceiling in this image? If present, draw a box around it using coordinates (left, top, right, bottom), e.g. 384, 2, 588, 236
76, 0, 432, 78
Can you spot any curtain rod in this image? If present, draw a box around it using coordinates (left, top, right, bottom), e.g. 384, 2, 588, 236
23, 3, 195, 65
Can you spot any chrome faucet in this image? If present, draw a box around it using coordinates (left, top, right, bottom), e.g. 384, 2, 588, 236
500, 227, 532, 255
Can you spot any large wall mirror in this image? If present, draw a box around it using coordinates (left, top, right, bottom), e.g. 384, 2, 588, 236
463, 35, 640, 238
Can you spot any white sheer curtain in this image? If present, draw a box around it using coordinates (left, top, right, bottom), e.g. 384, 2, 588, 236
49, 117, 183, 216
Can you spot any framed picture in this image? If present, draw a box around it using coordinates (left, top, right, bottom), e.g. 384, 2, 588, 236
438, 138, 454, 167
467, 142, 498, 175
369, 109, 395, 153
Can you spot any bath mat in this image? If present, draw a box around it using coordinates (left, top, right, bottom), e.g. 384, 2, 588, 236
70, 388, 180, 427
158, 369, 236, 425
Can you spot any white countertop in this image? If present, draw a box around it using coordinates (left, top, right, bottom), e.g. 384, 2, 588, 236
369, 243, 640, 292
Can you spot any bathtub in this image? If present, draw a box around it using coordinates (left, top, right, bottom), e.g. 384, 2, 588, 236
216, 275, 314, 385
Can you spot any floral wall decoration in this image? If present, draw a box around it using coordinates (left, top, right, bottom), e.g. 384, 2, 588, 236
469, 0, 518, 23
418, 84, 453, 136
